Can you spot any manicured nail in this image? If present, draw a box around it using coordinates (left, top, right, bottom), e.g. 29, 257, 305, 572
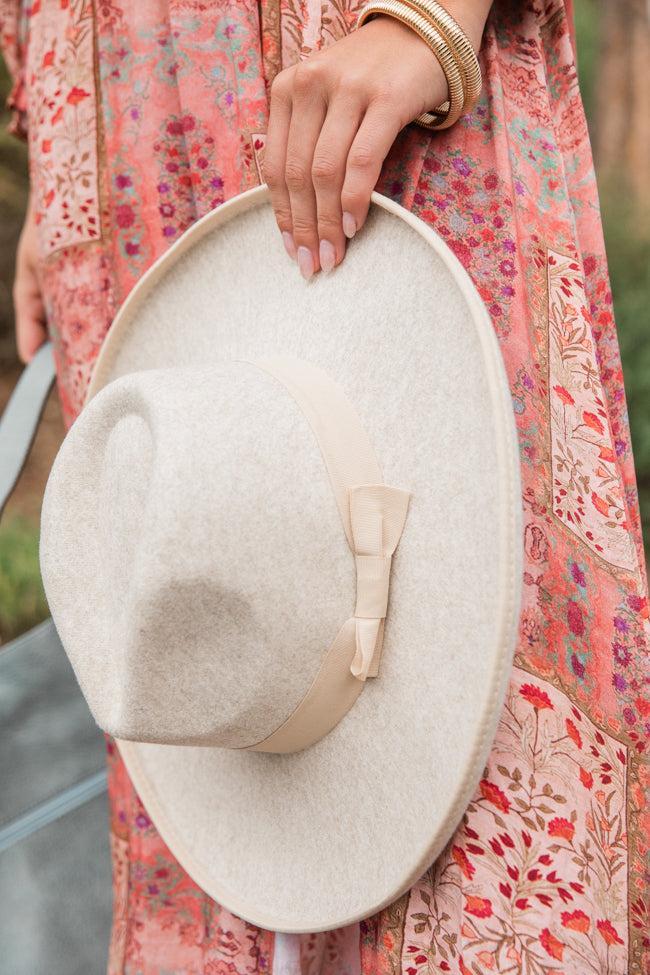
342, 211, 356, 239
282, 231, 297, 260
319, 239, 336, 273
297, 246, 314, 280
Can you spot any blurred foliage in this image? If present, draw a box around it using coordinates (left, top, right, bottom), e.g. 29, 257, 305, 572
573, 0, 598, 122
575, 0, 650, 550
0, 516, 49, 643
0, 4, 648, 642
0, 60, 28, 367
603, 210, 650, 546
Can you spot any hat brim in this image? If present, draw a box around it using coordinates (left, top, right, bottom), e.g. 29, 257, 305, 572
84, 185, 522, 932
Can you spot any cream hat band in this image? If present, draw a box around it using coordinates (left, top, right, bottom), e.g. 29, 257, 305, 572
224, 355, 410, 753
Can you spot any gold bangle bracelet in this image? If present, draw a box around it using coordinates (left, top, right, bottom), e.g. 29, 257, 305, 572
399, 0, 482, 113
356, 0, 465, 130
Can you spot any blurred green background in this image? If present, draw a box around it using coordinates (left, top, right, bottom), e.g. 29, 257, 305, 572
0, 0, 648, 642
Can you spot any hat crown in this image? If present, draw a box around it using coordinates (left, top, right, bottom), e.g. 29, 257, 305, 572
42, 362, 355, 746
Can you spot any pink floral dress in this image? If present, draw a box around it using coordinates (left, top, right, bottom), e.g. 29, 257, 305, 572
1, 1, 648, 972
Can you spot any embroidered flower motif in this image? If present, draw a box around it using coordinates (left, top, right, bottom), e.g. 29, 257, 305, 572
476, 950, 496, 969
464, 895, 493, 918
596, 919, 624, 946
566, 718, 582, 748
561, 909, 590, 932
612, 641, 632, 667
548, 817, 575, 841
479, 779, 510, 813
519, 683, 553, 710
567, 600, 585, 636
452, 845, 475, 880
627, 593, 648, 615
579, 766, 594, 789
66, 84, 90, 105
571, 561, 587, 587
582, 411, 604, 435
553, 384, 574, 406
540, 928, 565, 960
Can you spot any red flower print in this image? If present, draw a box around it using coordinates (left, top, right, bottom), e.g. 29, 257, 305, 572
451, 845, 475, 880
479, 779, 510, 813
582, 411, 604, 434
567, 600, 585, 636
458, 959, 472, 975
598, 445, 616, 462
476, 950, 496, 969
464, 895, 493, 918
67, 85, 91, 105
591, 491, 610, 516
548, 817, 575, 841
627, 592, 648, 616
566, 718, 582, 748
579, 766, 594, 789
596, 919, 624, 946
540, 928, 565, 960
636, 696, 650, 718
519, 683, 553, 710
553, 384, 575, 406
571, 653, 586, 679
116, 204, 135, 228
561, 909, 590, 932
631, 898, 648, 932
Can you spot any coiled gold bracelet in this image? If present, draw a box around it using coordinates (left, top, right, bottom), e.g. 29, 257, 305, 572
356, 0, 482, 130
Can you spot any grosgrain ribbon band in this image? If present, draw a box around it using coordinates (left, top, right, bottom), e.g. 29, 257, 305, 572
237, 357, 411, 754
349, 483, 411, 681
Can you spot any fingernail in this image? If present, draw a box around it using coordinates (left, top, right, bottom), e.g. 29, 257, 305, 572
282, 231, 297, 260
342, 211, 356, 239
319, 239, 336, 273
297, 246, 314, 280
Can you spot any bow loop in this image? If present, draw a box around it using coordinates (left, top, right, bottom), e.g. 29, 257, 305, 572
350, 618, 385, 681
347, 484, 410, 681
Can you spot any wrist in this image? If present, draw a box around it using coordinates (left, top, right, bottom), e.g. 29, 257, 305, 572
361, 14, 449, 103
357, 0, 485, 129
438, 0, 492, 54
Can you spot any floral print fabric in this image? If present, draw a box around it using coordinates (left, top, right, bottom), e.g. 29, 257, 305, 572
1, 0, 648, 972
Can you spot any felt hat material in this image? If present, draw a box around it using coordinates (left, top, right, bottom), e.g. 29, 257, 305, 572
40, 184, 523, 932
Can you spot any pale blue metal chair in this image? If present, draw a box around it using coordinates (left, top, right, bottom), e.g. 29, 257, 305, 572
0, 345, 111, 975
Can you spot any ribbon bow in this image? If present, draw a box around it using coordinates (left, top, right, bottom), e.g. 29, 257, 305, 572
347, 484, 411, 681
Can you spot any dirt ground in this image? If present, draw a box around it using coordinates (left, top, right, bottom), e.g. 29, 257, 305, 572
0, 366, 65, 522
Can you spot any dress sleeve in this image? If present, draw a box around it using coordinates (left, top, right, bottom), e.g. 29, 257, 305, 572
0, 0, 28, 140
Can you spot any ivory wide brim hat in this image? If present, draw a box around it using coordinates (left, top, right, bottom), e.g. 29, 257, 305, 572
40, 184, 522, 933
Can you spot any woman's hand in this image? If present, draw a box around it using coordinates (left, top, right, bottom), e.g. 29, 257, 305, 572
263, 8, 486, 278
13, 194, 47, 363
